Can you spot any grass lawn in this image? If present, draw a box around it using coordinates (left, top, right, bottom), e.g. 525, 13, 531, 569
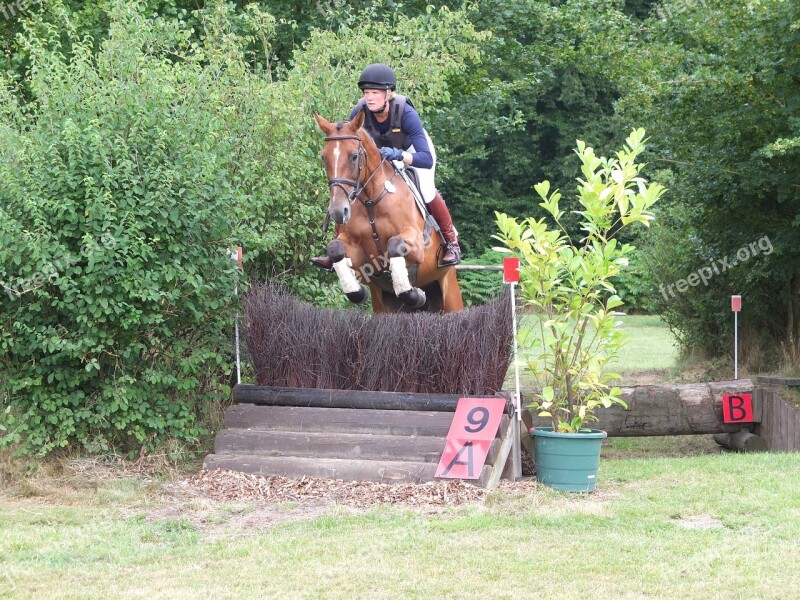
608, 314, 679, 377
514, 313, 679, 388
2, 452, 799, 599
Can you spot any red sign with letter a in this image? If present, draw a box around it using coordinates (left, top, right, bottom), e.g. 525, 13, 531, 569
436, 397, 506, 480
722, 393, 753, 423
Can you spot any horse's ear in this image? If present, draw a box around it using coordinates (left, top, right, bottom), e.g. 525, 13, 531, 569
314, 112, 335, 135
350, 108, 365, 131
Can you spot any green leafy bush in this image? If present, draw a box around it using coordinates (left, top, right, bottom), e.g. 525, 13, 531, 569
0, 3, 246, 454
611, 250, 657, 314
0, 1, 485, 454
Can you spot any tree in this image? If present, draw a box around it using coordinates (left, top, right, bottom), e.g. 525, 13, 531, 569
617, 0, 800, 363
428, 0, 636, 256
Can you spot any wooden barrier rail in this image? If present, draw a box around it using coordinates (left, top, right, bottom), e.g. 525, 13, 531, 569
232, 384, 510, 413
524, 380, 754, 437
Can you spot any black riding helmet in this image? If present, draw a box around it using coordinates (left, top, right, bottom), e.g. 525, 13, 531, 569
358, 63, 396, 90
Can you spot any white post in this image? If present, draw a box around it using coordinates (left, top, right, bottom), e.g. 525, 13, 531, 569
734, 310, 738, 381
235, 281, 241, 386
731, 295, 741, 381
230, 246, 243, 386
510, 281, 522, 480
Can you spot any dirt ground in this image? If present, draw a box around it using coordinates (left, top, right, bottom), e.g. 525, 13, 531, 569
148, 468, 505, 533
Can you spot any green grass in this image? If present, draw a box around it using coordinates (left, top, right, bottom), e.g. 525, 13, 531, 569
608, 314, 679, 374
514, 313, 679, 388
2, 452, 800, 599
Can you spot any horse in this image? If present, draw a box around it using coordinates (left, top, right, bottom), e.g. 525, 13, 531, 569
314, 111, 464, 313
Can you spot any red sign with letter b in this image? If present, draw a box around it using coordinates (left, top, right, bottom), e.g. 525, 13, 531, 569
722, 393, 753, 423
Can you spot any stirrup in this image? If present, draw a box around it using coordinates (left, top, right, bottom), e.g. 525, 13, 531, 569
437, 243, 461, 267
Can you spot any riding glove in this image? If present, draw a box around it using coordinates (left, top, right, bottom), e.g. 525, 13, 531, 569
380, 147, 405, 162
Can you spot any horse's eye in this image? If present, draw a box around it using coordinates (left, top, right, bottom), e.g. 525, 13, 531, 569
350, 152, 359, 162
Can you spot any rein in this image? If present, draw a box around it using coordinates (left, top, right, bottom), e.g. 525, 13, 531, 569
323, 133, 398, 260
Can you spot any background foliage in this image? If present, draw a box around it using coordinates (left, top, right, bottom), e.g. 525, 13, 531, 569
617, 0, 800, 361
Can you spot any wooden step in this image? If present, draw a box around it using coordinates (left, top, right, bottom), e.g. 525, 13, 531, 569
224, 404, 509, 437
233, 384, 483, 411
203, 453, 493, 487
214, 429, 504, 465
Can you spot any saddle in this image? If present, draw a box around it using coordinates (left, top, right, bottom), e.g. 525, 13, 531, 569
394, 165, 438, 245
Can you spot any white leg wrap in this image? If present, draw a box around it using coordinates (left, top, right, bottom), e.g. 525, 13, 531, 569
333, 258, 361, 294
390, 256, 412, 295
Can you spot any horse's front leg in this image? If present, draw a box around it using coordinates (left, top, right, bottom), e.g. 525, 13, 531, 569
328, 238, 369, 304
387, 234, 426, 309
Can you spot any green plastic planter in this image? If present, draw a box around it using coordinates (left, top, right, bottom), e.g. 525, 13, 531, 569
532, 427, 607, 492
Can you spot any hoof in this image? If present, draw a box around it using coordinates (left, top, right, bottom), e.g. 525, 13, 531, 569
311, 255, 334, 271
346, 285, 368, 304
398, 288, 426, 309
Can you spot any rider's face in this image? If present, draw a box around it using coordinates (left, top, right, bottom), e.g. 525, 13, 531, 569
362, 88, 389, 112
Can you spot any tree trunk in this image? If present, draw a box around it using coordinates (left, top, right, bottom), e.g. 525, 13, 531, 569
525, 380, 753, 436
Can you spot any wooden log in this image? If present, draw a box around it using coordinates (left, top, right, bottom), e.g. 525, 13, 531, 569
215, 429, 445, 462
487, 418, 517, 490
213, 429, 504, 466
203, 454, 494, 487
755, 388, 776, 450
713, 430, 767, 452
525, 380, 753, 437
781, 396, 790, 450
233, 384, 512, 413
224, 404, 510, 437
755, 376, 800, 387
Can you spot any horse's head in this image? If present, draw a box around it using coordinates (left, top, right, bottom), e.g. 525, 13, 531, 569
314, 110, 373, 225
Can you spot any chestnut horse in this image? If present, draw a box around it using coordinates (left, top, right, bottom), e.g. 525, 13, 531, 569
314, 111, 463, 313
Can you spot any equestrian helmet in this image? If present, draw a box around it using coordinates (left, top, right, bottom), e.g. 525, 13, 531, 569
358, 64, 396, 90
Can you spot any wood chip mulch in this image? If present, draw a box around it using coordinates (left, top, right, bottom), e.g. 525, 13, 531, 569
185, 469, 489, 509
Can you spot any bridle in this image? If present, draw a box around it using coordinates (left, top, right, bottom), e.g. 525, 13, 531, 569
323, 134, 365, 203
323, 131, 398, 258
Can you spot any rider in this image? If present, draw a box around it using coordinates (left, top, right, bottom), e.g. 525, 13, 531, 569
311, 63, 462, 269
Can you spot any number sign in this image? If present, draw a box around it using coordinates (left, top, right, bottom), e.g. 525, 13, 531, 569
436, 397, 506, 479
722, 393, 754, 423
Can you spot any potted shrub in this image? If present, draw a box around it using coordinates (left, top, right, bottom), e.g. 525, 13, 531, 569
494, 128, 665, 491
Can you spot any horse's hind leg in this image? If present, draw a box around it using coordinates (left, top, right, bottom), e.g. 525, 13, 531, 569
387, 236, 426, 309
328, 239, 368, 304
